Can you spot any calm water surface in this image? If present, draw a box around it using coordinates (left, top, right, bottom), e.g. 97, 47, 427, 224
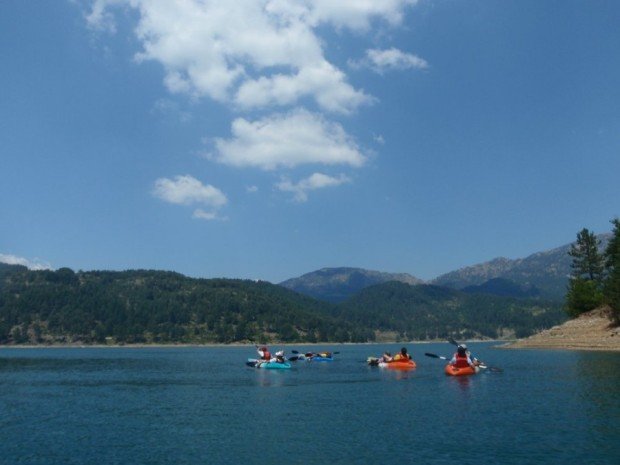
1, 343, 619, 464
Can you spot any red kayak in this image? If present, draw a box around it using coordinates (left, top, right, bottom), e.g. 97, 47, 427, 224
380, 359, 416, 370
444, 364, 479, 376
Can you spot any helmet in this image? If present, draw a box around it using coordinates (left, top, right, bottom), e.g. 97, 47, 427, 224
275, 350, 284, 356
458, 344, 467, 350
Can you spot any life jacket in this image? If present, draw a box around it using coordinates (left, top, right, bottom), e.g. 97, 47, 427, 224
454, 352, 470, 368
393, 353, 409, 361
260, 350, 271, 360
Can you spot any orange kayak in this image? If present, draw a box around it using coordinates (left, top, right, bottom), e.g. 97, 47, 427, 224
444, 364, 479, 376
379, 359, 416, 370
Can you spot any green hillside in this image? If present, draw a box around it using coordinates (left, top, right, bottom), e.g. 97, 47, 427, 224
0, 266, 371, 345
0, 265, 566, 345
335, 281, 566, 340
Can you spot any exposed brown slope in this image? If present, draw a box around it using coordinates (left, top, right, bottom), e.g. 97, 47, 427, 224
504, 307, 620, 351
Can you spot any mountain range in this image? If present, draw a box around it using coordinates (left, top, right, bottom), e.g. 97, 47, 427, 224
280, 234, 611, 302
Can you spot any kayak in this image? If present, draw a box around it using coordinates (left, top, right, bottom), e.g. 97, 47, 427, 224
379, 359, 416, 370
247, 358, 292, 369
444, 364, 479, 376
310, 355, 333, 362
367, 357, 416, 370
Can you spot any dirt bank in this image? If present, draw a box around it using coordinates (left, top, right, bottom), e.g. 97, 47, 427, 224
502, 307, 620, 351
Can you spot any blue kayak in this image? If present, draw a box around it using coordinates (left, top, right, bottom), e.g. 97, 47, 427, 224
310, 356, 333, 362
247, 358, 292, 369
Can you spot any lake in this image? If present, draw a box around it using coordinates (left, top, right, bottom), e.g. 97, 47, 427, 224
1, 343, 619, 465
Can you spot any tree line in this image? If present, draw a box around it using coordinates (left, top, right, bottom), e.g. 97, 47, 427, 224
0, 263, 568, 345
565, 218, 620, 323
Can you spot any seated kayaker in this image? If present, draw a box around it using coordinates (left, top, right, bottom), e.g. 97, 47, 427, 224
274, 350, 286, 363
392, 347, 412, 361
450, 344, 476, 368
257, 346, 271, 361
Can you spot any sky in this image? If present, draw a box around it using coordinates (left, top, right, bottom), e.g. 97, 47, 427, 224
1, 0, 619, 283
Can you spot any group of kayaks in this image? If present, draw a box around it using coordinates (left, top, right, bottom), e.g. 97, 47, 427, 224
246, 343, 500, 376
246, 350, 335, 370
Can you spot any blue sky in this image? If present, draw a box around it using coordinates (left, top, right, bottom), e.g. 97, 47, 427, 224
1, 0, 619, 282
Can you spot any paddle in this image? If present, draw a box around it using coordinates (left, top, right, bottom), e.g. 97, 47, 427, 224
424, 352, 449, 360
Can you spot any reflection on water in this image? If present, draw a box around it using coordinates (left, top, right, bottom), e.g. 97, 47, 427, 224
575, 352, 620, 450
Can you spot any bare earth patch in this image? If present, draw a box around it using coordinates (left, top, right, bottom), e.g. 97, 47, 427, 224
503, 307, 620, 351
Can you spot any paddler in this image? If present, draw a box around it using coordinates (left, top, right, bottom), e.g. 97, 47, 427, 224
449, 344, 477, 369
392, 347, 412, 361
257, 345, 271, 361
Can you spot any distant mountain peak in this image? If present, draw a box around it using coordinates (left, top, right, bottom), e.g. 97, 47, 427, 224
279, 267, 423, 303
432, 233, 611, 301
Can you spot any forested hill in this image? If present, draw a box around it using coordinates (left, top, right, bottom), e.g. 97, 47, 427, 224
334, 282, 566, 341
0, 265, 565, 345
0, 266, 372, 345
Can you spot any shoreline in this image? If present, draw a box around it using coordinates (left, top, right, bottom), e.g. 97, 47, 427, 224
500, 307, 620, 352
0, 339, 503, 350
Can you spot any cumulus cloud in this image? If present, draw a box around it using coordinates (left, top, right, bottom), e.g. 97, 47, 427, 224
210, 109, 365, 170
153, 175, 227, 208
85, 0, 415, 112
192, 208, 228, 221
276, 173, 351, 202
0, 254, 52, 270
351, 47, 428, 73
235, 61, 373, 114
308, 0, 417, 30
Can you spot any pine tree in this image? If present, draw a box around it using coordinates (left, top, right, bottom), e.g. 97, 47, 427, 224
568, 228, 604, 281
604, 218, 620, 324
565, 228, 604, 316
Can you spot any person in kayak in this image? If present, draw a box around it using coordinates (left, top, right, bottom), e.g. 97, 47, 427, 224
450, 344, 477, 369
393, 347, 412, 361
274, 350, 286, 363
257, 346, 271, 361
380, 351, 393, 362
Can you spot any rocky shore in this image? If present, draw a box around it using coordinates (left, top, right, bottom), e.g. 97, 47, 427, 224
503, 307, 620, 351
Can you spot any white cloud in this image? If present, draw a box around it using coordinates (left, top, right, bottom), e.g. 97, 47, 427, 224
235, 61, 373, 114
351, 47, 428, 73
85, 0, 416, 112
308, 0, 418, 30
153, 175, 227, 207
276, 172, 351, 202
211, 109, 365, 170
0, 254, 52, 270
246, 185, 259, 193
192, 208, 227, 221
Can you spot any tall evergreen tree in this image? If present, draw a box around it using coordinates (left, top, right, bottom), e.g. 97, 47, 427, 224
604, 218, 620, 324
568, 228, 605, 281
565, 228, 604, 316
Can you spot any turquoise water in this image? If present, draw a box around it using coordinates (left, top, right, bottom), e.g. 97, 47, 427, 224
1, 343, 619, 464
